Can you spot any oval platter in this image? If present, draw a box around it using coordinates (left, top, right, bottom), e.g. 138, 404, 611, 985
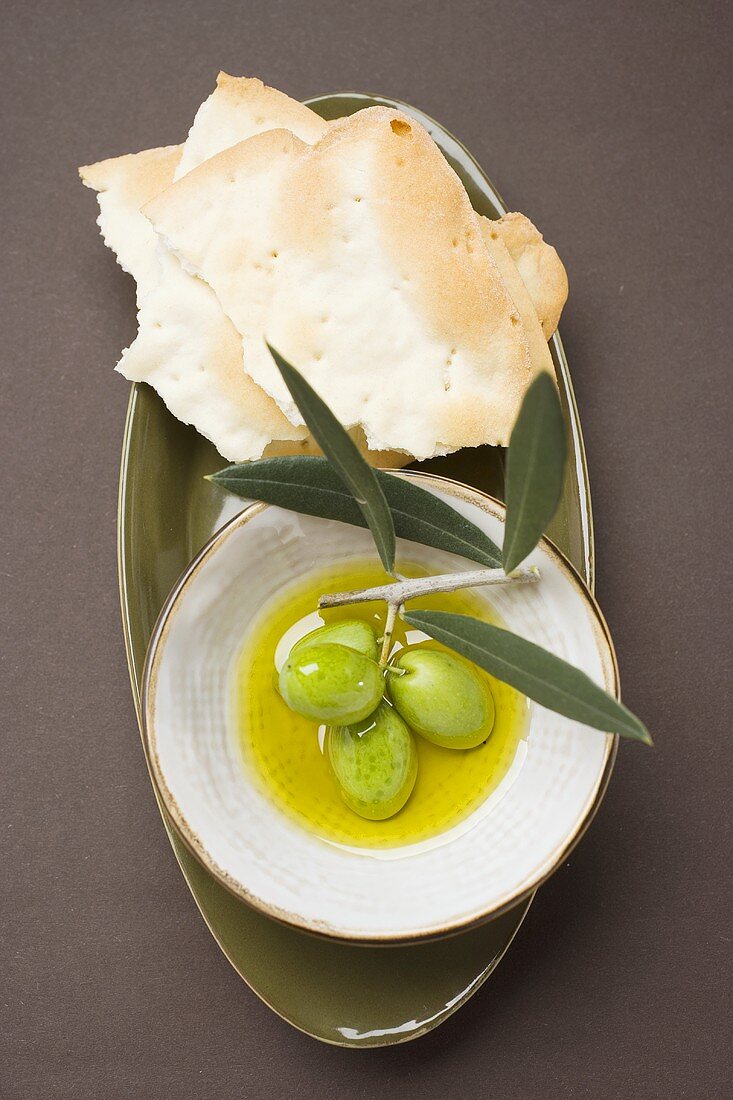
117, 92, 594, 1047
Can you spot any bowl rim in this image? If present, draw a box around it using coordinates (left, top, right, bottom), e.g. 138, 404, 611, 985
141, 471, 618, 945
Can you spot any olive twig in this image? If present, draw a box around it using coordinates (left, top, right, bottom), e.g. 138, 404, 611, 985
378, 601, 401, 668
318, 565, 539, 611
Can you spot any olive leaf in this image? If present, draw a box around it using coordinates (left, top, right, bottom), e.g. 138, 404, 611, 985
403, 610, 652, 744
503, 372, 567, 573
209, 457, 502, 568
267, 344, 396, 573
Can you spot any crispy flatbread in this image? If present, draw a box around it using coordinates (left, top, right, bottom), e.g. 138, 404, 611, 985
477, 222, 555, 380
80, 143, 308, 459
79, 146, 181, 302
486, 212, 568, 338
79, 101, 407, 462
146, 109, 546, 458
79, 74, 337, 460
80, 75, 565, 461
175, 72, 328, 179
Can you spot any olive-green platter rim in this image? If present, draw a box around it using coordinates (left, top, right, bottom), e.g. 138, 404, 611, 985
116, 90, 597, 1047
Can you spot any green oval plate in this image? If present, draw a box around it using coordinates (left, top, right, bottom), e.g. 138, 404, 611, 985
117, 92, 594, 1047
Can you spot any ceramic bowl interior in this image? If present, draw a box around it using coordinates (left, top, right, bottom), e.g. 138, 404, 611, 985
143, 474, 615, 942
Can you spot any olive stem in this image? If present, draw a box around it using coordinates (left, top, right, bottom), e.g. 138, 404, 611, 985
378, 601, 401, 667
318, 565, 539, 610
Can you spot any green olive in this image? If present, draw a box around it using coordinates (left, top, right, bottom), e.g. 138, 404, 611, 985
327, 703, 417, 820
279, 643, 384, 725
290, 618, 379, 662
388, 648, 495, 749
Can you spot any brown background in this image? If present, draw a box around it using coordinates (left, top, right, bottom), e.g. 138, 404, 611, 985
2, 1, 730, 1096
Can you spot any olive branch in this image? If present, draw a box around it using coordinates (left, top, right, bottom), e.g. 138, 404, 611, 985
209, 346, 651, 745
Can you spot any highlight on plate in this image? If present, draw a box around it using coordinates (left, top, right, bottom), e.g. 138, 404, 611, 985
81, 73, 648, 884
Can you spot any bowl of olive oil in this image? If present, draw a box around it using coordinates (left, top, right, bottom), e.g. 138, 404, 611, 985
238, 561, 528, 850
142, 474, 616, 943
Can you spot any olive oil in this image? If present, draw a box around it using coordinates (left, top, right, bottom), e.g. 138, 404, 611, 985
235, 561, 529, 849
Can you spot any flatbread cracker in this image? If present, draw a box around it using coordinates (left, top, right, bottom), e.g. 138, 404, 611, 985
477, 222, 555, 381
487, 212, 568, 338
175, 72, 329, 179
79, 89, 406, 463
145, 109, 544, 458
79, 76, 336, 460
79, 146, 181, 302
81, 75, 563, 461
123, 74, 336, 459
80, 144, 308, 459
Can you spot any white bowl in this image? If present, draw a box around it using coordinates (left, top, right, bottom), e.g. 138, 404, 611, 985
142, 473, 617, 943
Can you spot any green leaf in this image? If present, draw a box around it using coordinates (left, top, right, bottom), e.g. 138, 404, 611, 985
267, 344, 396, 573
503, 372, 567, 573
403, 610, 652, 744
209, 457, 502, 567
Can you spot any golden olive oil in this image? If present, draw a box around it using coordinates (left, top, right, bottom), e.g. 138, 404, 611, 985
235, 561, 528, 849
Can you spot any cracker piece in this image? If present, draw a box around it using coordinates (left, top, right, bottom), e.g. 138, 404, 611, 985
487, 212, 568, 338
146, 110, 543, 458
